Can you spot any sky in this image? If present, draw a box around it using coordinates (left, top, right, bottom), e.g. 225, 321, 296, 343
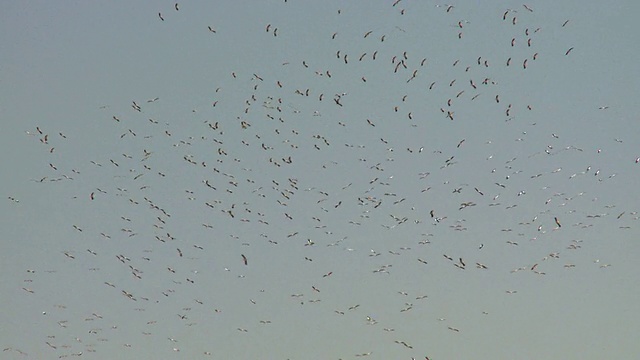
1, 1, 640, 359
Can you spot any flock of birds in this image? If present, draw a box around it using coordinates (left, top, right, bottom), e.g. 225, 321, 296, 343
5, 1, 638, 359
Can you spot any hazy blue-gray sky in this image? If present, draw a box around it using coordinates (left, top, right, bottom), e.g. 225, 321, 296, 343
2, 1, 639, 359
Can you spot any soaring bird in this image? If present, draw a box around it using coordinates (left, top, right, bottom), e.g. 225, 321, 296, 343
241, 254, 248, 265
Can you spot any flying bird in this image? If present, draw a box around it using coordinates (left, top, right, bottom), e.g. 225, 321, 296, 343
554, 217, 562, 227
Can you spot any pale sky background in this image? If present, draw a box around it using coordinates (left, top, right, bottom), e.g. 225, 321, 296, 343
1, 1, 640, 359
